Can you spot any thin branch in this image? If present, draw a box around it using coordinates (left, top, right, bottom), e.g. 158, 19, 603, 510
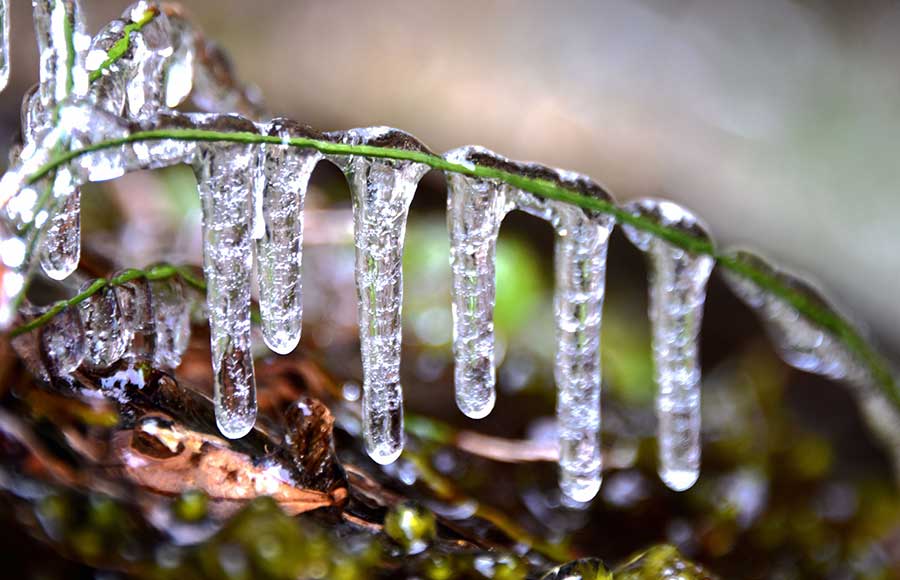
87, 8, 158, 83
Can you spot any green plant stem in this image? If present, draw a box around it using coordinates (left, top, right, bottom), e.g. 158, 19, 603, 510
87, 8, 157, 83
9, 263, 203, 337
20, 127, 898, 405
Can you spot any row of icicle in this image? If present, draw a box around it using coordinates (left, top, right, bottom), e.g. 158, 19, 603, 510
0, 1, 892, 502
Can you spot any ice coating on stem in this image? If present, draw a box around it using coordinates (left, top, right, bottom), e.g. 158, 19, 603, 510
256, 119, 321, 354
120, 3, 173, 119
86, 19, 129, 116
329, 127, 431, 464
77, 282, 131, 369
444, 147, 517, 419
39, 305, 85, 375
193, 115, 259, 439
148, 275, 191, 368
721, 251, 867, 383
0, 0, 9, 92
622, 199, 714, 492
518, 173, 615, 503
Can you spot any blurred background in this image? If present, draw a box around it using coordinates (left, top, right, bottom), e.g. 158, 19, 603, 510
4, 0, 898, 355
2, 2, 900, 577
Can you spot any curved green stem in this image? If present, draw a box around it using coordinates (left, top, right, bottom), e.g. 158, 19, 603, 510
20, 127, 898, 405
87, 8, 157, 83
9, 263, 202, 337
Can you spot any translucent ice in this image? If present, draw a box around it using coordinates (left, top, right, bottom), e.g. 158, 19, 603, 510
148, 275, 190, 369
330, 127, 431, 464
445, 147, 615, 501
77, 282, 131, 369
256, 119, 321, 354
444, 146, 517, 419
39, 305, 85, 375
721, 251, 865, 383
622, 199, 714, 492
193, 115, 259, 439
0, 0, 9, 92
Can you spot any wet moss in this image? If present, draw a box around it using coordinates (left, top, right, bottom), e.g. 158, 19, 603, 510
384, 501, 438, 555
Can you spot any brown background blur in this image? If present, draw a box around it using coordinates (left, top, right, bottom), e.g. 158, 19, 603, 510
3, 0, 899, 357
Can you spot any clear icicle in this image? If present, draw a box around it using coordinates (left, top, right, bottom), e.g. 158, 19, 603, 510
85, 19, 130, 116
622, 199, 714, 492
32, 0, 90, 281
0, 0, 9, 92
445, 146, 615, 501
163, 15, 195, 109
330, 127, 431, 464
444, 147, 516, 419
113, 272, 156, 360
77, 282, 131, 369
517, 173, 615, 503
39, 305, 85, 375
40, 173, 80, 280
32, 0, 90, 107
256, 119, 321, 354
193, 115, 259, 439
148, 275, 190, 369
121, 2, 173, 119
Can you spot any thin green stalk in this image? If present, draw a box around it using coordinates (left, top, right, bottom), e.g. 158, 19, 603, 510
20, 127, 897, 404
9, 263, 202, 337
87, 8, 157, 83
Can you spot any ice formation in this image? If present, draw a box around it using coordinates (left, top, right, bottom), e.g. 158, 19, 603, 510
445, 146, 615, 501
0, 0, 893, 502
328, 127, 431, 465
622, 199, 714, 491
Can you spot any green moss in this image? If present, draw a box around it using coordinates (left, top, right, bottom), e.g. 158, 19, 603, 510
384, 502, 437, 555
173, 489, 209, 523
540, 557, 613, 580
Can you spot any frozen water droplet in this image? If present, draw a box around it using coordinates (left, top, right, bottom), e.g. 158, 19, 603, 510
721, 251, 867, 383
148, 275, 190, 369
40, 180, 80, 281
330, 127, 431, 464
622, 199, 713, 492
78, 282, 131, 369
121, 3, 173, 119
193, 115, 259, 440
134, 112, 198, 169
444, 146, 517, 419
39, 305, 85, 375
256, 119, 321, 354
0, 0, 9, 92
113, 272, 156, 360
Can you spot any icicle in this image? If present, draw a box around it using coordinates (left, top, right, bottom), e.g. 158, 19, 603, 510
39, 171, 80, 280
445, 147, 615, 500
77, 282, 131, 369
256, 119, 321, 354
329, 127, 431, 464
444, 147, 517, 419
86, 20, 130, 116
517, 173, 615, 503
163, 14, 195, 109
0, 0, 9, 92
121, 2, 173, 119
32, 0, 90, 107
32, 0, 91, 281
148, 275, 190, 369
193, 115, 259, 439
39, 305, 85, 375
113, 272, 156, 360
622, 199, 714, 492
